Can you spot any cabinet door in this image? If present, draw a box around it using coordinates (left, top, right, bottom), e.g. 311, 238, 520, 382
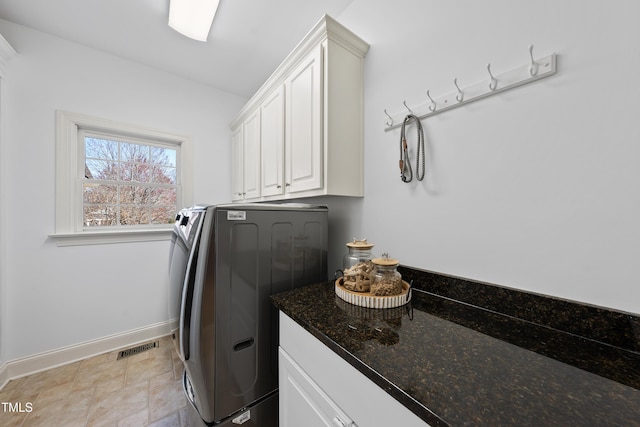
243, 109, 261, 200
285, 46, 323, 194
231, 125, 244, 201
279, 348, 354, 427
261, 86, 285, 197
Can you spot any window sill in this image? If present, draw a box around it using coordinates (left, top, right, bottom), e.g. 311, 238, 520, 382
49, 228, 172, 247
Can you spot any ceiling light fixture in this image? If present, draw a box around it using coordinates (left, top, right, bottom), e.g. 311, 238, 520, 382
168, 0, 221, 42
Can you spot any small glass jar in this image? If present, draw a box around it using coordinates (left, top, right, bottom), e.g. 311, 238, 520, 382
343, 239, 374, 270
341, 239, 374, 293
370, 256, 403, 296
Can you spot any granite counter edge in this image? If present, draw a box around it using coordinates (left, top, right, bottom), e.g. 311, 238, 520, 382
272, 294, 448, 427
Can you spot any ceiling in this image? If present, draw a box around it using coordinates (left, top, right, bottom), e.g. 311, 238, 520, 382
0, 0, 354, 98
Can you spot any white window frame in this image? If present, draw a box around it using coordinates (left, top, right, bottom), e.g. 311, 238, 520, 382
51, 111, 193, 246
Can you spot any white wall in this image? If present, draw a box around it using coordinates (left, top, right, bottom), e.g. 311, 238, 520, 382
320, 0, 640, 313
0, 19, 245, 362
0, 33, 17, 369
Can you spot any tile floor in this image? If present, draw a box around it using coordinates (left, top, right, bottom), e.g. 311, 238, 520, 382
0, 335, 188, 427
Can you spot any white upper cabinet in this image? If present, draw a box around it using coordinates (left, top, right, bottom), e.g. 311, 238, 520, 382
231, 110, 261, 201
260, 86, 285, 197
242, 109, 261, 200
230, 125, 244, 201
285, 45, 323, 194
229, 15, 369, 202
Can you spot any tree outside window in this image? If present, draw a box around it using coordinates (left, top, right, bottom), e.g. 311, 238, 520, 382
82, 134, 178, 228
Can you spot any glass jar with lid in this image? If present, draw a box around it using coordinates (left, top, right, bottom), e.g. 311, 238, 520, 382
370, 255, 403, 296
341, 239, 374, 293
343, 238, 374, 270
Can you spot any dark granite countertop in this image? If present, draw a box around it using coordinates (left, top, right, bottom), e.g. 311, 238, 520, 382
271, 269, 640, 427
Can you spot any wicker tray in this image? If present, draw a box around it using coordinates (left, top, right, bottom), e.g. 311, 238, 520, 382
335, 279, 411, 309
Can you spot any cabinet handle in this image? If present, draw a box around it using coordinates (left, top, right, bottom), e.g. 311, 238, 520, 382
277, 185, 282, 189
285, 183, 291, 187
332, 417, 346, 427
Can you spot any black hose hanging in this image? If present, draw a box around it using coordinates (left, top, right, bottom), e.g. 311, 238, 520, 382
399, 114, 425, 183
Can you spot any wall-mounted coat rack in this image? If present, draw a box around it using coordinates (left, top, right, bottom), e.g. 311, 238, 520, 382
384, 45, 557, 132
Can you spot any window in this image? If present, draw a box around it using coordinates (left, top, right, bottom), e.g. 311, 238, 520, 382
82, 132, 178, 227
53, 111, 192, 246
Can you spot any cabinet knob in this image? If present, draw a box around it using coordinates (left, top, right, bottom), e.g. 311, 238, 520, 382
285, 183, 291, 187
277, 185, 282, 189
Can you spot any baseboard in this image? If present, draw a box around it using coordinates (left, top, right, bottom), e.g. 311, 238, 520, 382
0, 320, 172, 390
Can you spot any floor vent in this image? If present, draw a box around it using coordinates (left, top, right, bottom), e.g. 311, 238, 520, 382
117, 341, 159, 360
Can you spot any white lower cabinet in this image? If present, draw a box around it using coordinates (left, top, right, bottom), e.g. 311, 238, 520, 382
279, 312, 429, 427
279, 348, 354, 427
